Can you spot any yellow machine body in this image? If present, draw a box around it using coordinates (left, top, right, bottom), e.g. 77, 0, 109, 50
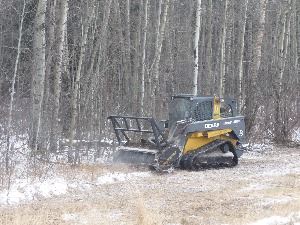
182, 97, 238, 154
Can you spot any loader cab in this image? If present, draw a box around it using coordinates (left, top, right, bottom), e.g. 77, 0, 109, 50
168, 95, 239, 128
220, 98, 238, 118
168, 95, 214, 128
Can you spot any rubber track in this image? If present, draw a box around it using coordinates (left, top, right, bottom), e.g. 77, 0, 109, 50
180, 139, 238, 170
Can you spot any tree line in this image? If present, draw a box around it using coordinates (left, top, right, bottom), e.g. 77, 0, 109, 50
0, 0, 299, 165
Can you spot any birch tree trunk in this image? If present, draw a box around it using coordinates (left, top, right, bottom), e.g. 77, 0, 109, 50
91, 4, 111, 67
244, 0, 267, 133
296, 0, 300, 116
274, 1, 291, 143
224, 0, 234, 97
84, 0, 112, 117
6, 0, 26, 171
50, 0, 68, 152
125, 0, 133, 112
133, 1, 142, 114
250, 0, 267, 87
238, 0, 249, 111
219, 0, 227, 98
44, 0, 56, 113
140, 0, 149, 116
291, 0, 298, 75
206, 0, 212, 95
114, 0, 129, 111
151, 0, 169, 116
278, 5, 290, 89
166, 2, 175, 97
68, 5, 91, 163
84, 0, 111, 97
31, 0, 47, 152
293, 0, 300, 117
192, 0, 201, 96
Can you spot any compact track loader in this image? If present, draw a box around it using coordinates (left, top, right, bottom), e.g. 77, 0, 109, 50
108, 95, 245, 172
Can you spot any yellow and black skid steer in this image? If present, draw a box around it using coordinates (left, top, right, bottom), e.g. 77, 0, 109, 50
108, 95, 245, 172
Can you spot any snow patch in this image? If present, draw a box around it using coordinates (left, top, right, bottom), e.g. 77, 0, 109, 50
68, 181, 92, 191
240, 143, 273, 160
101, 137, 114, 145
258, 196, 296, 207
242, 143, 273, 153
249, 216, 291, 225
62, 209, 123, 224
0, 189, 26, 205
0, 177, 68, 205
37, 178, 68, 198
241, 183, 270, 192
62, 213, 80, 221
62, 213, 87, 224
262, 167, 300, 177
97, 172, 151, 185
0, 172, 151, 206
249, 212, 300, 225
292, 128, 300, 142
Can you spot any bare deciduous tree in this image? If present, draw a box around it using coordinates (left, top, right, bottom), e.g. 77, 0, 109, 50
31, 0, 47, 152
6, 0, 26, 171
192, 0, 201, 96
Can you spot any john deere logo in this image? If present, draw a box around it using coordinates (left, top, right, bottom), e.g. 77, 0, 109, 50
205, 123, 220, 129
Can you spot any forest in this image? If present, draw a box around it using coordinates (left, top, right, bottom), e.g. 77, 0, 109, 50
0, 0, 299, 167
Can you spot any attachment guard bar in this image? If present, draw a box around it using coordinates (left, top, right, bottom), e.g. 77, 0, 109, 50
108, 115, 167, 150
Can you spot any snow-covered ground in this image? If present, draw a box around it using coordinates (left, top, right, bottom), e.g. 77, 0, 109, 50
248, 213, 300, 225
292, 128, 300, 142
0, 132, 299, 224
0, 171, 151, 206
0, 177, 68, 205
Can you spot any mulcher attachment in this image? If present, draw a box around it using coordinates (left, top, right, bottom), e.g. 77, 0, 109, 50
108, 115, 167, 150
113, 147, 157, 165
108, 115, 166, 167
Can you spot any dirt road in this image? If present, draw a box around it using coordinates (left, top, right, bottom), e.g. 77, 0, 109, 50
1, 147, 300, 225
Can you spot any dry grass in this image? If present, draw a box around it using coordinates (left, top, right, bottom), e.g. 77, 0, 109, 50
0, 148, 300, 225
1, 175, 299, 225
136, 198, 162, 225
0, 205, 65, 225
